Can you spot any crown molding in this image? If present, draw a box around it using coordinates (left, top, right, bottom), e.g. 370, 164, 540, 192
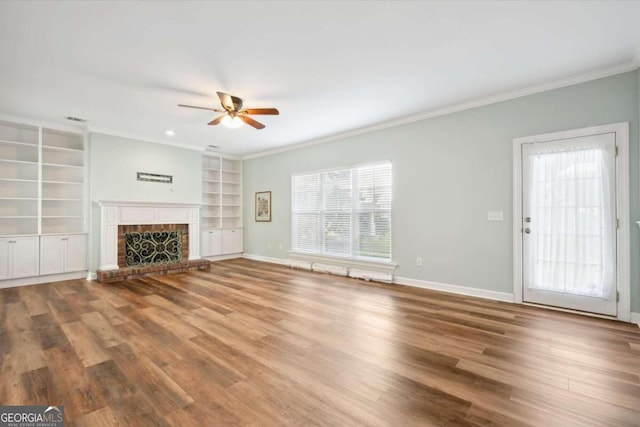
243, 61, 640, 160
88, 127, 206, 152
0, 112, 86, 133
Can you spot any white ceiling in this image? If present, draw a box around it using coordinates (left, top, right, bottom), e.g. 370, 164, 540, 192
0, 1, 639, 157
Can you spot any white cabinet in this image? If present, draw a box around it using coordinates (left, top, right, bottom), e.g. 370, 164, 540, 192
222, 228, 243, 254
40, 234, 86, 275
0, 239, 10, 280
201, 229, 223, 257
0, 236, 39, 279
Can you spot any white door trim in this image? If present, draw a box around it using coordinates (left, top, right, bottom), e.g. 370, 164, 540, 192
512, 123, 630, 322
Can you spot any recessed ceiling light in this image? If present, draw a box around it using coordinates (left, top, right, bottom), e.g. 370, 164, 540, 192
165, 130, 175, 136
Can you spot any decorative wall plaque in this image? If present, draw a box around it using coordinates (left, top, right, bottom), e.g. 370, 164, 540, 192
137, 172, 173, 183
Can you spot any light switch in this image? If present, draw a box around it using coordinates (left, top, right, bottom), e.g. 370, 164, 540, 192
488, 211, 503, 221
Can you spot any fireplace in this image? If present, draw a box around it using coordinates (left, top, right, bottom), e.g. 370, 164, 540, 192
96, 201, 209, 282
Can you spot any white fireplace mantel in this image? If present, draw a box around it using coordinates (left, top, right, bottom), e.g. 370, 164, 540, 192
97, 200, 202, 271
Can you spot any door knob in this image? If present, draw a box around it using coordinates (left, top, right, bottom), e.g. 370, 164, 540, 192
524, 228, 531, 234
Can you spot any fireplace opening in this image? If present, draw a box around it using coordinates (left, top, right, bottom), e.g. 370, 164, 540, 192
125, 230, 183, 267
117, 224, 189, 269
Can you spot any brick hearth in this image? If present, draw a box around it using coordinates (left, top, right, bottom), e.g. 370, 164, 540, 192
96, 259, 210, 283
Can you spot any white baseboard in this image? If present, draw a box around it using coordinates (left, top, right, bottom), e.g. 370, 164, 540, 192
393, 276, 514, 303
204, 254, 243, 262
243, 253, 513, 302
0, 271, 88, 290
242, 253, 288, 265
631, 312, 640, 328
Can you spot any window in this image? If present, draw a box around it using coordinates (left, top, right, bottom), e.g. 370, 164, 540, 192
291, 161, 392, 261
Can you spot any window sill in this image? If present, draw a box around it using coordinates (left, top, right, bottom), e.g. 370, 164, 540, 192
288, 251, 397, 273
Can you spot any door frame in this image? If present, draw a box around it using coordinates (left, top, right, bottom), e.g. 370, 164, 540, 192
512, 123, 630, 322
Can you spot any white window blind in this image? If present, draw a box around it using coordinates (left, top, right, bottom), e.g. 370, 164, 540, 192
291, 161, 392, 261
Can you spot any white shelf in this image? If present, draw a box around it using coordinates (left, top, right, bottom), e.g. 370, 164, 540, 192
0, 178, 38, 183
0, 158, 38, 165
42, 162, 84, 169
0, 139, 38, 148
0, 216, 37, 218
0, 120, 38, 145
0, 197, 38, 200
42, 144, 84, 153
42, 180, 83, 185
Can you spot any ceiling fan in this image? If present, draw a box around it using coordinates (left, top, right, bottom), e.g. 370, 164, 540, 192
178, 92, 279, 130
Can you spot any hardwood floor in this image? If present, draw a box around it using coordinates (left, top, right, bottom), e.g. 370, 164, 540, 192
1, 258, 639, 426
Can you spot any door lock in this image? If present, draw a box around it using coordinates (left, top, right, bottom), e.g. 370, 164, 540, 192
525, 217, 531, 223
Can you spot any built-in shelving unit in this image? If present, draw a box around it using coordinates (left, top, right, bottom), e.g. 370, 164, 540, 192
0, 120, 39, 236
221, 158, 242, 229
0, 119, 86, 237
201, 155, 243, 230
41, 129, 85, 234
202, 155, 222, 230
201, 153, 243, 257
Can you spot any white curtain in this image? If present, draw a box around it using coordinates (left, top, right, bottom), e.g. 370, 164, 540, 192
525, 139, 615, 298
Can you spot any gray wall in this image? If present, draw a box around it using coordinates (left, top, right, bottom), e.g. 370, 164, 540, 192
242, 71, 640, 311
88, 133, 202, 272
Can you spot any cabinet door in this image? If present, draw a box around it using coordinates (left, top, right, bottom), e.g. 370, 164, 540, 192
11, 237, 39, 278
222, 228, 243, 254
40, 236, 65, 275
201, 230, 223, 257
65, 235, 87, 272
0, 240, 10, 280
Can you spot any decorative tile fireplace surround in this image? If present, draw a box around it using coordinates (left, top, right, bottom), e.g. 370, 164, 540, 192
96, 201, 209, 282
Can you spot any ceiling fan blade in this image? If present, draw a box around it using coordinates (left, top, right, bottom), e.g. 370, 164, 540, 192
207, 115, 227, 126
239, 108, 280, 115
217, 91, 243, 111
238, 115, 265, 129
178, 104, 219, 112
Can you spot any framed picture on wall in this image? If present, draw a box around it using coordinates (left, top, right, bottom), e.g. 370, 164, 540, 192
255, 191, 272, 222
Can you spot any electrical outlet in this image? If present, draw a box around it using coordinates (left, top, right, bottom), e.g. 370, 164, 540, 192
488, 211, 503, 221
279, 243, 283, 250
416, 257, 422, 266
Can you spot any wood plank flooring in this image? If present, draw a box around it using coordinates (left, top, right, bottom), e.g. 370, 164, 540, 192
1, 258, 639, 426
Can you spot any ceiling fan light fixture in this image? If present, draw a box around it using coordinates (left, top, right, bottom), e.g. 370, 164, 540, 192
222, 115, 243, 129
